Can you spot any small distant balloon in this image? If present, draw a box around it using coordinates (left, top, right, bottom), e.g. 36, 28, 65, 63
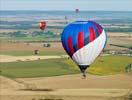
75, 9, 79, 13
65, 16, 68, 24
39, 21, 46, 31
65, 16, 68, 20
61, 21, 107, 78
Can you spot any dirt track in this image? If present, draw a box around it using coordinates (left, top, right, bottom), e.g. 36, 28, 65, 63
0, 74, 132, 100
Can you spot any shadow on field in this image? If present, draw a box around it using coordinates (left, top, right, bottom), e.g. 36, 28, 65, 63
21, 88, 54, 92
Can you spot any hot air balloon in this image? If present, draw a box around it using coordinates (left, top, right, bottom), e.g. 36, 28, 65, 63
75, 9, 80, 20
75, 9, 79, 13
61, 21, 107, 78
39, 21, 46, 31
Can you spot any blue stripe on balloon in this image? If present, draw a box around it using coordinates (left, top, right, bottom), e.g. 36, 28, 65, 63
71, 24, 78, 52
93, 24, 99, 38
61, 25, 71, 55
83, 22, 90, 46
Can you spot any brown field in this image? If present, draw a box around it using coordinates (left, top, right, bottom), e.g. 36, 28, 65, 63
0, 74, 132, 100
0, 42, 64, 52
0, 55, 66, 62
106, 37, 132, 51
107, 32, 131, 37
106, 32, 132, 51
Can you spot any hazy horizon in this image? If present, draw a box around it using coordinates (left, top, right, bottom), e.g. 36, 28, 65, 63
1, 0, 132, 11
1, 10, 132, 12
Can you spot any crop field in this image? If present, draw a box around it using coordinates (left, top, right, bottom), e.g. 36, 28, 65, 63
0, 55, 132, 78
89, 56, 132, 75
0, 58, 79, 78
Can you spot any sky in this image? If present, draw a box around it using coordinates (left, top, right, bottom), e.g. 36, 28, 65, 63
1, 0, 132, 11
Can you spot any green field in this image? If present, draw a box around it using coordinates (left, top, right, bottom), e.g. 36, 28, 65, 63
0, 55, 132, 78
89, 55, 132, 75
0, 58, 79, 78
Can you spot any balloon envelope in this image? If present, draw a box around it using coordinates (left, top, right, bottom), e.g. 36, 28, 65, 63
39, 21, 46, 31
61, 21, 107, 77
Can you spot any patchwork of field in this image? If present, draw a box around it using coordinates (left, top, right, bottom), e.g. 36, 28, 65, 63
0, 55, 132, 78
0, 31, 132, 100
1, 10, 132, 100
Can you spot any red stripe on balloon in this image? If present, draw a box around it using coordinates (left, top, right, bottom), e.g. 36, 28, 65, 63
78, 32, 84, 49
89, 27, 96, 42
68, 37, 74, 56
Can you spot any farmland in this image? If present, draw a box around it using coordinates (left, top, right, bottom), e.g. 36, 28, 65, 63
0, 55, 132, 78
0, 11, 132, 100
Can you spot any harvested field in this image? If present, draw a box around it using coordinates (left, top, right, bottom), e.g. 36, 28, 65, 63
0, 74, 132, 100
0, 55, 67, 62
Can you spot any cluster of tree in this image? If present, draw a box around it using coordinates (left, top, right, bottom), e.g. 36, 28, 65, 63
10, 31, 27, 37
106, 28, 132, 32
129, 51, 132, 54
2, 31, 56, 37
32, 31, 55, 37
0, 21, 37, 30
97, 19, 132, 24
47, 26, 64, 29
